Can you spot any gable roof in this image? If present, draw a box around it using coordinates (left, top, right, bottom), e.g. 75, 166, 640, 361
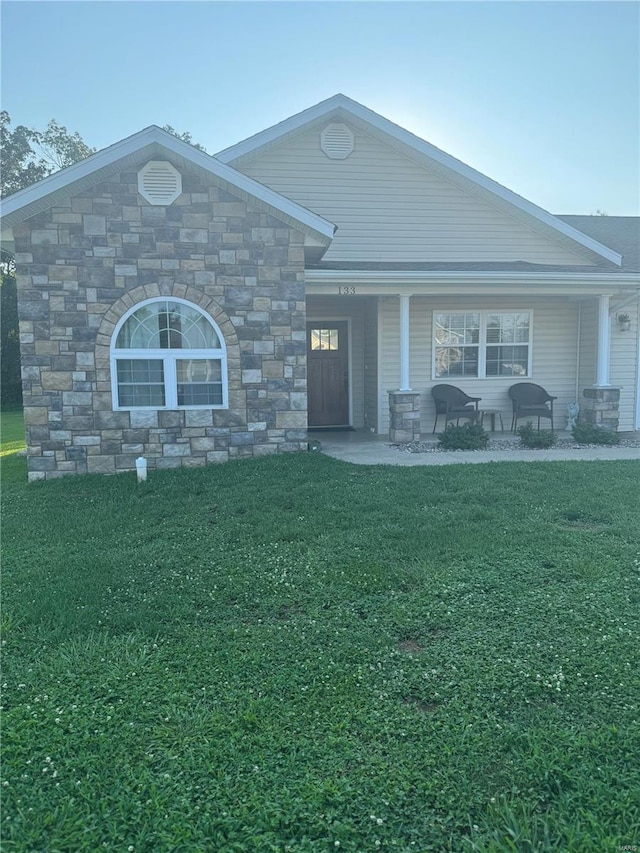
217, 94, 622, 268
310, 217, 639, 274
1, 126, 336, 247
557, 216, 640, 272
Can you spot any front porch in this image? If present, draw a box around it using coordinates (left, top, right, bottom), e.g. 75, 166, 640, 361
306, 288, 637, 437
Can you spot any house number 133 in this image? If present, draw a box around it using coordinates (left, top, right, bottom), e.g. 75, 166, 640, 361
338, 286, 356, 295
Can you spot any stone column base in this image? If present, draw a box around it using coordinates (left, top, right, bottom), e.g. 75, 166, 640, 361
581, 386, 621, 431
388, 390, 421, 443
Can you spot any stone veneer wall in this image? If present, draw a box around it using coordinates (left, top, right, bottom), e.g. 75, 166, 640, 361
388, 390, 421, 443
581, 386, 620, 431
14, 166, 308, 480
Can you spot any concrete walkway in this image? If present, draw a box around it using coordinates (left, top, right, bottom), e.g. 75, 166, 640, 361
310, 430, 640, 466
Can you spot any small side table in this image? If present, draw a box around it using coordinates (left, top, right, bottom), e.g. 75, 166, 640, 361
480, 409, 504, 432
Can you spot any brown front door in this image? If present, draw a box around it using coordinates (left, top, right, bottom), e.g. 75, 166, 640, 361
307, 322, 349, 426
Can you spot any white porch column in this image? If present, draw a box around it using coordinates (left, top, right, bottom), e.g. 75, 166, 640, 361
595, 294, 611, 387
399, 294, 411, 391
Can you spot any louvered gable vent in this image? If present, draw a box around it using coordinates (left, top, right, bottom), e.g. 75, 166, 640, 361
320, 123, 354, 159
138, 161, 182, 205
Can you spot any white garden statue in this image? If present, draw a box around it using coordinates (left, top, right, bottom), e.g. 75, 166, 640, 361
566, 402, 579, 431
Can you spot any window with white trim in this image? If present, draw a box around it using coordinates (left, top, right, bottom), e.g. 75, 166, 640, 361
433, 311, 531, 379
111, 298, 228, 409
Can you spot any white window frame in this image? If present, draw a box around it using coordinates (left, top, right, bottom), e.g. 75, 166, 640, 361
432, 309, 533, 380
110, 296, 228, 410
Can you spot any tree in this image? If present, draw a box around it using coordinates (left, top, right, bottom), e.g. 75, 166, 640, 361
0, 112, 96, 198
0, 116, 206, 408
1, 115, 96, 407
0, 111, 48, 197
36, 118, 96, 171
162, 125, 207, 152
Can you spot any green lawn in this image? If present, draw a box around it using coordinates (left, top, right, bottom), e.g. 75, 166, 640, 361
1, 419, 639, 851
0, 410, 26, 458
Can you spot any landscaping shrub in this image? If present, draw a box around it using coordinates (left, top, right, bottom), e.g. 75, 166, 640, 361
572, 421, 621, 445
517, 421, 557, 449
437, 420, 488, 450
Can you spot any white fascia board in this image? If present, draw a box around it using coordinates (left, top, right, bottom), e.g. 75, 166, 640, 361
305, 283, 631, 298
1, 129, 158, 221
342, 107, 623, 267
1, 126, 336, 243
216, 94, 353, 163
151, 132, 336, 242
217, 94, 622, 267
305, 269, 640, 288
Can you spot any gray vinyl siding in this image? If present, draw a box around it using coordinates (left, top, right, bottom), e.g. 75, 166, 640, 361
363, 298, 379, 432
578, 301, 597, 396
239, 124, 594, 266
610, 298, 639, 430
577, 298, 638, 431
379, 296, 582, 435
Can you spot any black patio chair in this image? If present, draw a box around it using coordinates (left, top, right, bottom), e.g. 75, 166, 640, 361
431, 384, 482, 433
508, 383, 557, 433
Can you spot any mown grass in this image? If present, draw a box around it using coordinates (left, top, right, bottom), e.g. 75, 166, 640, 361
0, 410, 26, 458
1, 424, 639, 851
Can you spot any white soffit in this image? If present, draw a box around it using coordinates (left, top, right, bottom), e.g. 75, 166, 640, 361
216, 94, 622, 267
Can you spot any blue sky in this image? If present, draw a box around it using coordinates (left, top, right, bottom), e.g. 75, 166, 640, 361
2, 1, 639, 214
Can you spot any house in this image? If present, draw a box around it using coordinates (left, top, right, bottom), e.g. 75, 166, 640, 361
2, 94, 638, 480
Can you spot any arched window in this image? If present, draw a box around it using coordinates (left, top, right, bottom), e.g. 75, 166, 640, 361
110, 298, 228, 410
